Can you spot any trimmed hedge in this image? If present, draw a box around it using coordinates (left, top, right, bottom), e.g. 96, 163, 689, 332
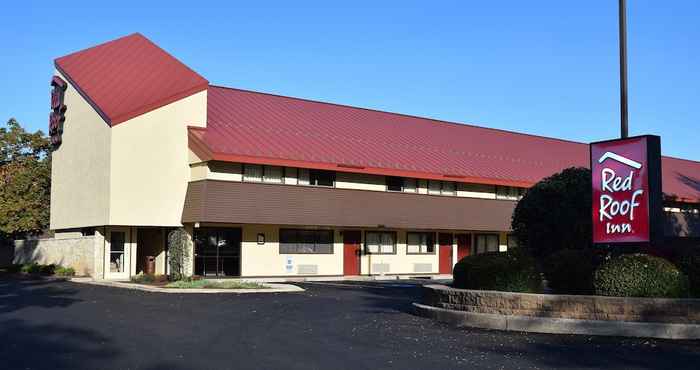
674, 247, 700, 298
594, 254, 689, 298
453, 249, 542, 293
543, 249, 598, 295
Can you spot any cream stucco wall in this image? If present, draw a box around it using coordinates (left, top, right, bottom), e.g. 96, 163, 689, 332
109, 90, 207, 226
50, 70, 111, 230
358, 230, 440, 275
241, 225, 344, 276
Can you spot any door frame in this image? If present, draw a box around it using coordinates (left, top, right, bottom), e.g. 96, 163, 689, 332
106, 227, 132, 280
343, 230, 362, 276
193, 227, 242, 277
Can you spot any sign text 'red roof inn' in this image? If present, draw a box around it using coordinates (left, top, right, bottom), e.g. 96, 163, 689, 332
591, 135, 664, 245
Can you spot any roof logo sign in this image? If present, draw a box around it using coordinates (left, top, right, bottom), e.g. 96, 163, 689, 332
598, 152, 642, 169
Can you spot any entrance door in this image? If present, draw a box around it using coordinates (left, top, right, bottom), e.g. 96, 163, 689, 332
438, 233, 453, 274
343, 230, 361, 275
456, 234, 471, 262
194, 228, 242, 277
107, 227, 131, 280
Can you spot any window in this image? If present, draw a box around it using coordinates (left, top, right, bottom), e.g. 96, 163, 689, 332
403, 178, 417, 193
365, 231, 396, 254
386, 176, 403, 192
474, 234, 499, 254
243, 164, 263, 182
428, 180, 456, 195
309, 169, 335, 187
407, 232, 435, 254
496, 186, 523, 200
507, 234, 519, 249
263, 166, 283, 183
279, 229, 334, 254
110, 231, 125, 273
244, 164, 285, 183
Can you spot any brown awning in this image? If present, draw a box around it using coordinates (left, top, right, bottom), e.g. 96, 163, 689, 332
182, 180, 516, 231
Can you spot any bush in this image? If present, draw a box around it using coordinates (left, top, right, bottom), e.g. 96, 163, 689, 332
40, 264, 56, 275
453, 249, 542, 293
511, 167, 592, 257
20, 263, 41, 274
54, 266, 76, 277
674, 247, 700, 297
594, 254, 689, 298
167, 228, 190, 281
543, 249, 599, 294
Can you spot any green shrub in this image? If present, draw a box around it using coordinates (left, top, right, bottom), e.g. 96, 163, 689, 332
131, 273, 156, 284
594, 254, 689, 298
20, 263, 41, 274
40, 264, 56, 275
543, 249, 599, 295
511, 167, 592, 257
167, 228, 190, 281
674, 247, 700, 297
453, 249, 542, 293
54, 266, 76, 277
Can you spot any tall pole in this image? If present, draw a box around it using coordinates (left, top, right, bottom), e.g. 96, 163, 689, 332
619, 0, 629, 138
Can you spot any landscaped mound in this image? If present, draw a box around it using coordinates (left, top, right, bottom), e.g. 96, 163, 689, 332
453, 249, 542, 293
594, 254, 689, 298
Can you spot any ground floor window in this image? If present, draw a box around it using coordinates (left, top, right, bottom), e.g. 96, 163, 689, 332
365, 231, 396, 254
406, 232, 435, 254
279, 229, 334, 254
193, 228, 241, 277
474, 234, 499, 254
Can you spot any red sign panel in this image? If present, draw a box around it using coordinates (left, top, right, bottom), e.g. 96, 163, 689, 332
49, 76, 67, 148
591, 136, 662, 244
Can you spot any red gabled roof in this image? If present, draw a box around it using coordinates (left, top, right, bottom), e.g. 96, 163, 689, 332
190, 86, 700, 203
55, 33, 208, 126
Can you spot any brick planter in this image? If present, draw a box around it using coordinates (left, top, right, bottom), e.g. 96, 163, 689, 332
422, 284, 700, 324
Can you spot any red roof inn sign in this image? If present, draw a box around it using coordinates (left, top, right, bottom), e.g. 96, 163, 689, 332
591, 135, 664, 245
49, 75, 67, 148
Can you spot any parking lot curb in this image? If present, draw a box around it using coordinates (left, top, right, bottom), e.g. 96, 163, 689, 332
412, 302, 700, 340
69, 278, 304, 294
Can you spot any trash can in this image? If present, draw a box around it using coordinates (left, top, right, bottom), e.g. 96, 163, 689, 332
145, 256, 156, 275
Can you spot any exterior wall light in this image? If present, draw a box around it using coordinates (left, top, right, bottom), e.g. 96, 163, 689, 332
257, 233, 265, 245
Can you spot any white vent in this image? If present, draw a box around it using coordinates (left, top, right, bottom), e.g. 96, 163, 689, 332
371, 263, 390, 273
413, 263, 432, 273
297, 264, 318, 275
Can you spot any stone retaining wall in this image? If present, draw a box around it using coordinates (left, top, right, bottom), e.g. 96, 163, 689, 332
422, 284, 700, 324
13, 237, 96, 276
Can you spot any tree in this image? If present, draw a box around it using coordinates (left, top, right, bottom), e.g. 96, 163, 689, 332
511, 167, 592, 257
0, 118, 51, 238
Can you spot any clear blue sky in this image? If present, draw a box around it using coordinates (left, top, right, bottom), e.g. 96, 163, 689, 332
2, 1, 698, 160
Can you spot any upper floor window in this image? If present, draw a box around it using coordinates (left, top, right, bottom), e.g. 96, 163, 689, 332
474, 234, 499, 254
386, 176, 403, 192
407, 232, 435, 254
403, 178, 417, 193
428, 180, 456, 196
243, 164, 284, 183
365, 231, 396, 254
496, 186, 523, 200
309, 169, 335, 187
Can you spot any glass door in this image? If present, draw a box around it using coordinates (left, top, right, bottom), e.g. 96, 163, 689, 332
107, 228, 130, 280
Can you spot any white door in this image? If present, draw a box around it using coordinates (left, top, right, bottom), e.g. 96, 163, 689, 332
107, 228, 131, 280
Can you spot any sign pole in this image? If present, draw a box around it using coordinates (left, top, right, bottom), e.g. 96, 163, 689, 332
619, 0, 629, 139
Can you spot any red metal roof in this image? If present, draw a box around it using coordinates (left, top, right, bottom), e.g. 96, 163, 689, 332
191, 86, 700, 203
55, 33, 208, 126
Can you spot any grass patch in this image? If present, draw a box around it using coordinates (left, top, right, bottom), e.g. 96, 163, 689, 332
165, 279, 268, 289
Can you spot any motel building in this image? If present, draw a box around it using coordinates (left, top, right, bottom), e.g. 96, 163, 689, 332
45, 33, 700, 280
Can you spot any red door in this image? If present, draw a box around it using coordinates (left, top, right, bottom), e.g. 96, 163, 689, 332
456, 234, 471, 262
343, 230, 361, 275
438, 233, 453, 274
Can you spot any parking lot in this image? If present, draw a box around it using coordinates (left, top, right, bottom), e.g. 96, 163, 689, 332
1, 276, 699, 370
